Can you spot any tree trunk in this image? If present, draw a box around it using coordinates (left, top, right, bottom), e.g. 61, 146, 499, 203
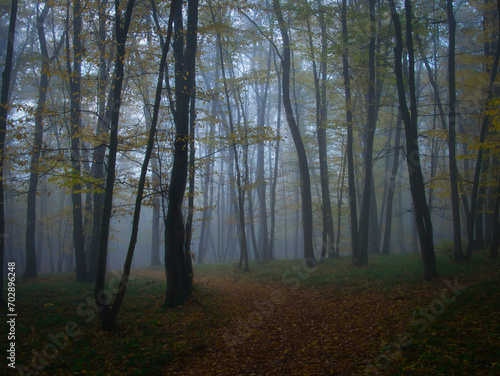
356, 0, 377, 266
88, 0, 110, 281
273, 0, 315, 264
447, 0, 465, 261
0, 0, 17, 305
381, 112, 402, 254
211, 3, 249, 272
389, 0, 437, 280
256, 97, 269, 260
466, 0, 500, 259
69, 0, 87, 282
25, 4, 52, 279
269, 47, 282, 260
342, 0, 359, 261
94, 0, 136, 329
308, 0, 335, 262
198, 69, 219, 264
489, 175, 500, 259
164, 0, 199, 308
105, 3, 174, 327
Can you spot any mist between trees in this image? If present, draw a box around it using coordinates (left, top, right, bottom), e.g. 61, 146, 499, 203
0, 0, 499, 312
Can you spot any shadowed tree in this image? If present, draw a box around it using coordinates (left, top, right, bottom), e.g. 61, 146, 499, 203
0, 0, 18, 305
342, 0, 360, 262
68, 0, 87, 282
388, 0, 437, 280
103, 0, 176, 329
446, 0, 465, 261
273, 0, 316, 264
356, 0, 377, 266
306, 0, 336, 262
163, 0, 199, 307
94, 0, 136, 330
466, 0, 500, 260
88, 0, 111, 282
25, 4, 54, 279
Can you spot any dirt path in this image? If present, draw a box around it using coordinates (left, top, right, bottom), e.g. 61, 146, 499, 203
157, 273, 434, 375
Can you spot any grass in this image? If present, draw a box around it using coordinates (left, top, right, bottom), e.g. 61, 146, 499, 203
385, 268, 500, 375
2, 250, 499, 375
195, 249, 497, 291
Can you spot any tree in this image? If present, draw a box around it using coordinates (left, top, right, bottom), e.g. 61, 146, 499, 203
490, 175, 500, 259
0, 0, 18, 306
210, 0, 250, 271
342, 0, 360, 261
381, 111, 402, 255
466, 0, 500, 259
88, 0, 111, 282
68, 0, 87, 281
255, 50, 271, 261
306, 0, 336, 262
356, 0, 377, 266
94, 0, 136, 330
388, 0, 437, 280
25, 4, 54, 279
163, 0, 199, 308
103, 0, 176, 329
273, 0, 315, 264
446, 0, 465, 261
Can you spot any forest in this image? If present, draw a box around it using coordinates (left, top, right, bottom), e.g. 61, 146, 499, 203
1, 0, 499, 374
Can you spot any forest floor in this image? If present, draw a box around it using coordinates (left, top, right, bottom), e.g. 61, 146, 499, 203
4, 251, 500, 375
